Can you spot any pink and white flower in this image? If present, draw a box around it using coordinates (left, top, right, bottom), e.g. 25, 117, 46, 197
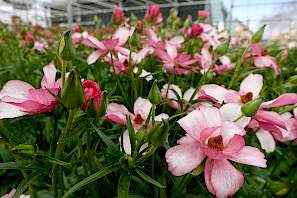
105, 97, 168, 154
0, 63, 60, 119
166, 106, 266, 198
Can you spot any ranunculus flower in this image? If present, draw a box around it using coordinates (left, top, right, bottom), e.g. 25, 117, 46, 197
155, 45, 197, 74
82, 80, 102, 114
190, 23, 204, 38
250, 43, 281, 75
113, 7, 124, 25
0, 63, 60, 119
166, 106, 266, 198
143, 4, 163, 25
83, 26, 135, 64
105, 97, 168, 154
198, 10, 209, 20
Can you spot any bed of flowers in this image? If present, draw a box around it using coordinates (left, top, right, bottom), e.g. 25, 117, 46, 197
0, 4, 297, 198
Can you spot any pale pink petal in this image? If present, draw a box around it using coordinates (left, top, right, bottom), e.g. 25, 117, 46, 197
177, 134, 197, 144
221, 121, 245, 145
261, 93, 297, 108
87, 50, 103, 65
222, 135, 245, 157
160, 84, 182, 109
82, 35, 105, 50
200, 84, 229, 103
239, 73, 263, 98
121, 130, 132, 155
254, 56, 281, 75
204, 158, 216, 195
199, 106, 222, 127
0, 102, 28, 119
230, 146, 267, 168
155, 113, 169, 122
168, 36, 184, 48
206, 158, 244, 198
183, 87, 197, 102
166, 143, 205, 176
220, 103, 251, 128
105, 103, 131, 125
133, 97, 152, 120
41, 62, 57, 89
166, 44, 177, 59
113, 27, 134, 46
224, 90, 241, 104
177, 110, 207, 141
0, 80, 33, 99
255, 110, 286, 130
255, 129, 276, 153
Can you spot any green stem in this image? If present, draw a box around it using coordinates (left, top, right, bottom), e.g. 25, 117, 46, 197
61, 60, 66, 87
152, 104, 156, 126
53, 109, 75, 197
228, 44, 251, 89
135, 146, 157, 165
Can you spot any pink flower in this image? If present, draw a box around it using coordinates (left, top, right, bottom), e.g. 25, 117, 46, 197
33, 41, 48, 52
82, 80, 102, 114
72, 31, 89, 45
213, 56, 233, 74
155, 45, 197, 74
143, 4, 163, 25
190, 23, 204, 38
113, 7, 124, 25
25, 32, 34, 47
200, 24, 222, 48
260, 93, 297, 108
72, 24, 81, 33
83, 26, 134, 64
0, 63, 60, 119
1, 189, 16, 198
165, 106, 266, 198
105, 97, 168, 154
198, 10, 209, 20
250, 43, 281, 75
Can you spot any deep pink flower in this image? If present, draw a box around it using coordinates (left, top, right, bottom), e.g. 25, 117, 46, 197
250, 43, 281, 75
166, 107, 266, 198
25, 32, 34, 47
72, 24, 81, 33
113, 7, 124, 25
190, 23, 204, 38
83, 26, 134, 64
198, 10, 209, 20
105, 97, 168, 154
82, 80, 102, 114
155, 45, 197, 74
0, 63, 60, 119
143, 4, 163, 25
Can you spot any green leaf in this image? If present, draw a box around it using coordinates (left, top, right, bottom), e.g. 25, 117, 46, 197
117, 173, 131, 198
126, 115, 136, 152
62, 163, 120, 198
252, 24, 266, 43
0, 160, 37, 170
135, 168, 165, 188
91, 123, 117, 150
13, 172, 43, 198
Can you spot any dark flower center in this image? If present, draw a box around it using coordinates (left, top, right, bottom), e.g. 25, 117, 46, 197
134, 114, 144, 125
240, 92, 253, 104
207, 135, 224, 151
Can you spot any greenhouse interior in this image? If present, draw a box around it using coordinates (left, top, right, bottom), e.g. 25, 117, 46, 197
0, 0, 296, 197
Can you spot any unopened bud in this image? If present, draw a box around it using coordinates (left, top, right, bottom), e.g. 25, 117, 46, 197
61, 69, 85, 109
57, 30, 76, 61
241, 98, 262, 117
252, 24, 266, 43
148, 80, 162, 105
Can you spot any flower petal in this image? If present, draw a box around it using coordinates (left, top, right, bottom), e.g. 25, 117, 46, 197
239, 73, 263, 98
200, 84, 229, 103
255, 129, 276, 153
166, 143, 205, 176
87, 50, 103, 65
105, 103, 131, 125
261, 93, 297, 108
0, 80, 33, 100
220, 103, 251, 128
205, 158, 244, 198
0, 102, 28, 119
133, 97, 152, 120
41, 62, 57, 89
230, 146, 267, 168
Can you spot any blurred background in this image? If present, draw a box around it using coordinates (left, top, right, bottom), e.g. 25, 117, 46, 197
0, 0, 296, 45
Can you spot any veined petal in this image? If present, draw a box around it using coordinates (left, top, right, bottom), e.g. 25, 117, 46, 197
239, 73, 263, 98
261, 93, 297, 108
0, 80, 33, 100
230, 146, 267, 168
166, 143, 205, 176
205, 158, 244, 198
87, 50, 104, 65
255, 129, 276, 153
41, 62, 57, 89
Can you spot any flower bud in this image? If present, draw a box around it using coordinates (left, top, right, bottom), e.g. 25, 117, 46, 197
61, 69, 85, 109
149, 119, 169, 147
190, 23, 203, 38
214, 37, 230, 56
198, 10, 209, 20
183, 15, 192, 28
252, 24, 266, 43
241, 98, 262, 117
57, 30, 76, 61
112, 7, 124, 25
148, 80, 162, 105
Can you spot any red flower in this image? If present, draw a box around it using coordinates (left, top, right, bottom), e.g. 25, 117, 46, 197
82, 80, 102, 114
